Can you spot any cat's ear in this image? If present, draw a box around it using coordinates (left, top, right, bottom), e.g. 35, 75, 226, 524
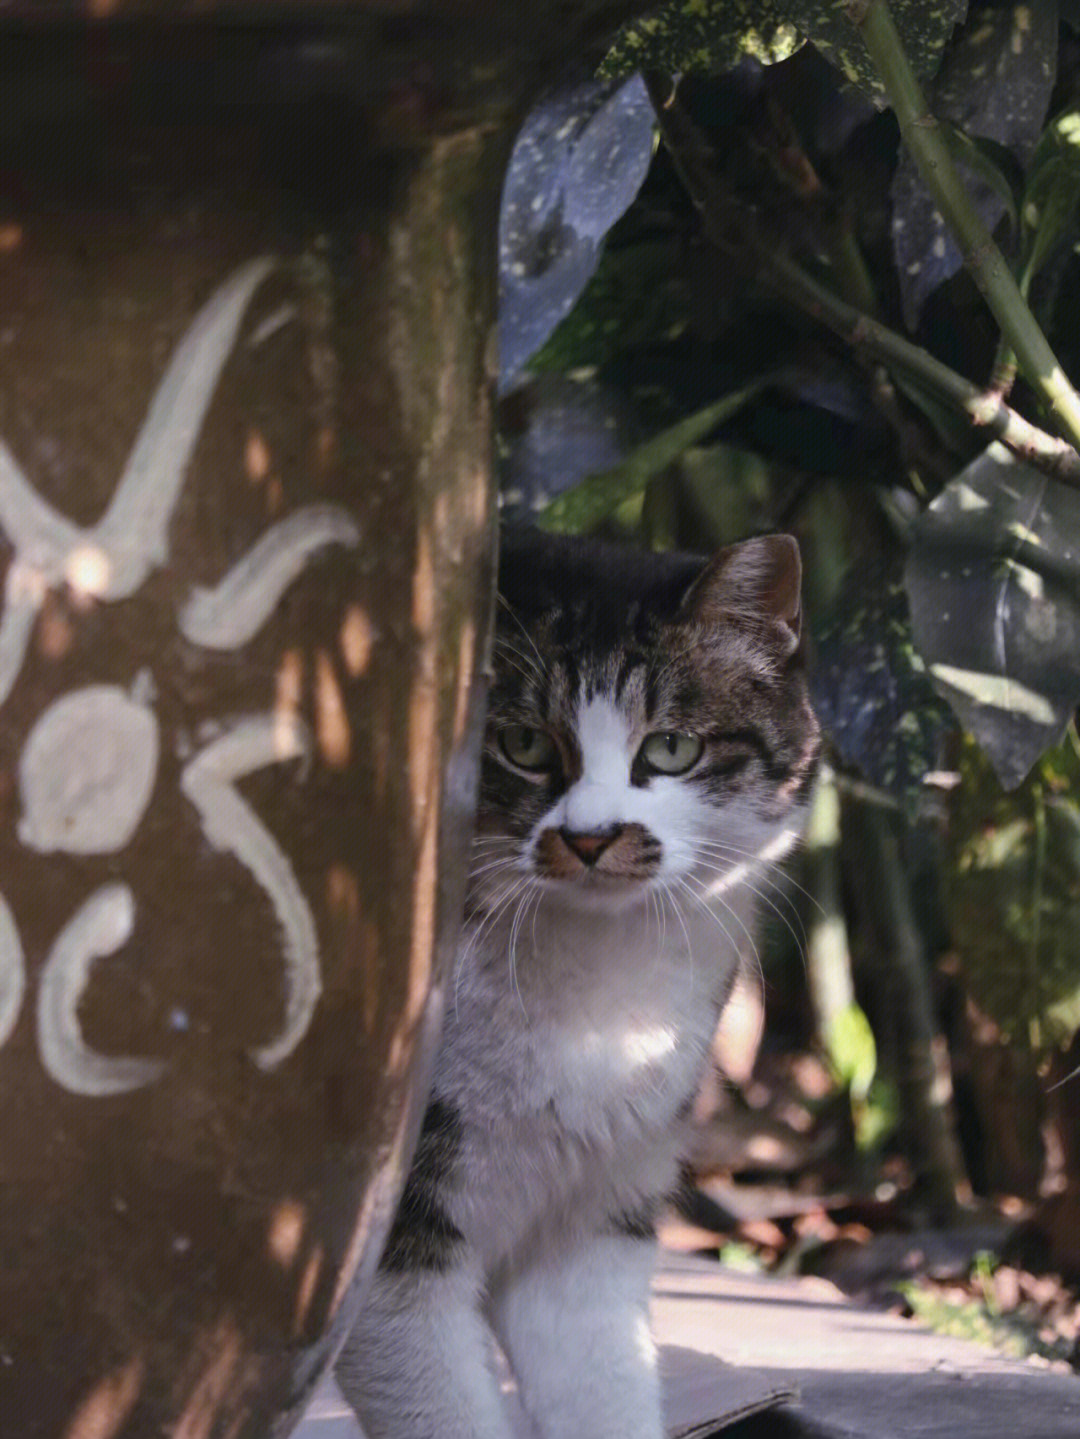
681, 534, 802, 654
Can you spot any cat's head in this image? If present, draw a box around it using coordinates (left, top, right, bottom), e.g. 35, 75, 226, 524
473, 528, 820, 912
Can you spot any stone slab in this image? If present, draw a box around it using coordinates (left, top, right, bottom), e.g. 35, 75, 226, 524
293, 1249, 1080, 1439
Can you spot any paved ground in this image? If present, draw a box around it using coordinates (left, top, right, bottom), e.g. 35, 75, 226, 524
294, 1250, 1080, 1439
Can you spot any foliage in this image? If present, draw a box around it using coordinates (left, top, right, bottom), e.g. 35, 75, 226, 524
812, 570, 954, 807
890, 2, 1059, 328
537, 382, 767, 533
1019, 101, 1080, 299
497, 2, 1080, 1161
498, 74, 656, 391
944, 728, 1080, 1049
905, 444, 1080, 788
601, 0, 966, 100
902, 1257, 1080, 1366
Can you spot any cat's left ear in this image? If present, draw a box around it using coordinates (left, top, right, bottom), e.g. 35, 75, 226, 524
681, 534, 802, 655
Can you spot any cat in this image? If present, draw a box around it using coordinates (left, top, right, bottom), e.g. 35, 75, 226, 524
336, 526, 821, 1439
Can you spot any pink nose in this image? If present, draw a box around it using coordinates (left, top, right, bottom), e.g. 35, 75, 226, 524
559, 827, 622, 864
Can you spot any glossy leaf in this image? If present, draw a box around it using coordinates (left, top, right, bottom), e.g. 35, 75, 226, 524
498, 75, 656, 391
601, 2, 801, 81
904, 443, 1080, 788
891, 1, 1058, 328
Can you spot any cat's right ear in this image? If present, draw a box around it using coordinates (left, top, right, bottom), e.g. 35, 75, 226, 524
680, 534, 802, 655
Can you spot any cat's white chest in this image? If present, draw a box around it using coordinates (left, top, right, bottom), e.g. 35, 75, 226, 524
519, 910, 712, 1124
441, 892, 740, 1264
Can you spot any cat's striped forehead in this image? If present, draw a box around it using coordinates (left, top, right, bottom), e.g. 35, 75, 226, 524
482, 530, 820, 835
492, 581, 778, 733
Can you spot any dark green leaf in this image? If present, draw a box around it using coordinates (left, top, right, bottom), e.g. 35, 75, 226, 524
497, 374, 641, 519
891, 1, 1058, 328
811, 569, 954, 807
938, 123, 1023, 230
527, 237, 686, 375
537, 381, 766, 534
944, 732, 1080, 1048
904, 444, 1080, 788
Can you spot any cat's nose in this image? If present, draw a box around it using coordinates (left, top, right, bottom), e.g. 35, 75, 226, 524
559, 826, 623, 865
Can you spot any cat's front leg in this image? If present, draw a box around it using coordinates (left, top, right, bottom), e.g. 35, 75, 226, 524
336, 1261, 513, 1439
491, 1227, 662, 1439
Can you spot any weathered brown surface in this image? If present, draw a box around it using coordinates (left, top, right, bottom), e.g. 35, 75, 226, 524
0, 21, 515, 1439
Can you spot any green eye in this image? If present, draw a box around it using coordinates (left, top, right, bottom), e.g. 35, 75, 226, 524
639, 731, 704, 775
498, 725, 557, 772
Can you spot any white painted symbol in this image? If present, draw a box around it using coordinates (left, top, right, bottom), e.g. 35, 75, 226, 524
0, 258, 361, 1093
36, 883, 165, 1097
181, 715, 321, 1072
19, 684, 160, 855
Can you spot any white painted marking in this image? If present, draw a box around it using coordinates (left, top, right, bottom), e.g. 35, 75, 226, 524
0, 581, 42, 714
179, 504, 360, 650
18, 685, 159, 855
0, 257, 276, 704
93, 257, 278, 591
0, 892, 26, 1048
181, 714, 322, 1070
36, 883, 165, 1096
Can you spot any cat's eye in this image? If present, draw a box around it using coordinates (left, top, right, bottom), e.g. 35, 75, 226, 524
498, 724, 557, 772
638, 731, 704, 775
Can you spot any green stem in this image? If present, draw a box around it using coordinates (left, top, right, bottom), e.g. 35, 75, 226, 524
766, 253, 1080, 484
852, 0, 1080, 450
989, 336, 1018, 400
643, 70, 1080, 486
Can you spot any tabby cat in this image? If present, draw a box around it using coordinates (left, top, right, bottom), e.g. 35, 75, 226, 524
336, 527, 821, 1439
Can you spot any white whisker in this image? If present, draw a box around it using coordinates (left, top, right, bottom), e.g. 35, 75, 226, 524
507, 880, 541, 1021
496, 595, 548, 683
680, 872, 765, 1001
690, 850, 809, 954
692, 838, 824, 915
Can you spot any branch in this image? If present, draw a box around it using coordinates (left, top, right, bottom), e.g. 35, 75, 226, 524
850, 0, 1080, 452
767, 254, 1080, 485
643, 72, 1080, 488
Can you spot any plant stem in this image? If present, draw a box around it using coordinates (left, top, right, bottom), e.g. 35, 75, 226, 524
851, 0, 1080, 450
849, 801, 969, 1216
767, 253, 1080, 484
643, 70, 1080, 487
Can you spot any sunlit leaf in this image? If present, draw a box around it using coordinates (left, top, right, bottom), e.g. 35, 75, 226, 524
601, 0, 965, 100
904, 443, 1080, 788
825, 1001, 877, 1103
1020, 105, 1080, 292
600, 2, 801, 82
945, 732, 1080, 1048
